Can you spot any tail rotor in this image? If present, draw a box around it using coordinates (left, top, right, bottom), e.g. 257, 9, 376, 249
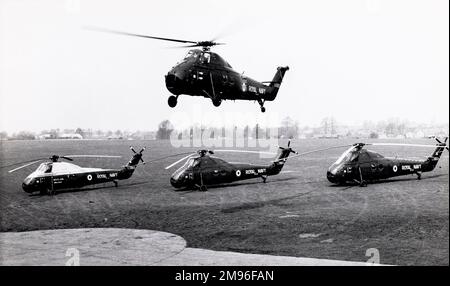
433, 137, 449, 151
278, 140, 298, 156
128, 146, 146, 166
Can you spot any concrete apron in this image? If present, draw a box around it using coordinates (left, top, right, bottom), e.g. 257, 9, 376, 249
0, 228, 384, 266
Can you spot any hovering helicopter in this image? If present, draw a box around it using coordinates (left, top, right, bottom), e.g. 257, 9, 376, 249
164, 141, 298, 191
286, 137, 448, 187
7, 147, 146, 195
86, 27, 289, 112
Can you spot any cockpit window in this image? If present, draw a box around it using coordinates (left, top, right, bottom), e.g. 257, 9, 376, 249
334, 146, 359, 165
36, 163, 52, 173
175, 158, 198, 173
200, 52, 211, 64
184, 50, 198, 60
185, 158, 196, 168
172, 158, 199, 180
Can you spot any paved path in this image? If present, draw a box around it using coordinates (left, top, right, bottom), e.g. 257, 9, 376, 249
0, 228, 381, 266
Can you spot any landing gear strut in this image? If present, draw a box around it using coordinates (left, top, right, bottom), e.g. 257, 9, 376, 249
168, 95, 178, 108
261, 175, 267, 183
357, 167, 367, 187
198, 172, 207, 191
42, 188, 55, 196
257, 99, 266, 113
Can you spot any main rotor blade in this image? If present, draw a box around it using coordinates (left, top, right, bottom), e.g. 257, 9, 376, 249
168, 44, 200, 49
146, 151, 198, 164
0, 157, 47, 169
275, 145, 353, 162
84, 26, 198, 44
8, 160, 43, 173
61, 156, 74, 161
368, 143, 445, 148
170, 42, 225, 49
165, 153, 196, 170
64, 155, 122, 158
214, 150, 277, 156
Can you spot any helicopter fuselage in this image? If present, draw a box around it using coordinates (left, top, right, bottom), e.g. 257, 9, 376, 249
85, 28, 289, 112
22, 163, 137, 194
169, 148, 293, 190
21, 149, 145, 195
326, 145, 446, 185
165, 49, 288, 112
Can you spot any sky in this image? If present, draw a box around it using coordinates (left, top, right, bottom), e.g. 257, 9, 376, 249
0, 0, 448, 133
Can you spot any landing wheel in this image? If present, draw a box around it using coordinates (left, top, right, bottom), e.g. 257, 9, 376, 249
168, 96, 178, 108
199, 185, 208, 192
212, 99, 222, 107
417, 173, 422, 180
113, 180, 118, 187
257, 99, 266, 113
359, 180, 367, 187
42, 188, 55, 196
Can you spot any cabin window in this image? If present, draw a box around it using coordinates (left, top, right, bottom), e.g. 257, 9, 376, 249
200, 52, 211, 64
368, 151, 383, 159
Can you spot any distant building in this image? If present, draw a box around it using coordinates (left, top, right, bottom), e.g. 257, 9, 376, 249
37, 134, 53, 140
59, 133, 83, 139
107, 136, 124, 140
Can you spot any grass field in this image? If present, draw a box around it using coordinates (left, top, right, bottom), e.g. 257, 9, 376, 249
0, 138, 448, 265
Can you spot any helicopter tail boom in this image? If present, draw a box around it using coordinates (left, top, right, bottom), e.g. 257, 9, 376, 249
264, 66, 289, 101
118, 147, 146, 180
268, 141, 297, 175
423, 137, 448, 172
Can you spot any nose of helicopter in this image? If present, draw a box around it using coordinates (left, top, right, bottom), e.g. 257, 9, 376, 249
170, 170, 191, 189
326, 170, 338, 183
170, 176, 183, 189
22, 178, 34, 193
165, 71, 184, 95
326, 165, 340, 183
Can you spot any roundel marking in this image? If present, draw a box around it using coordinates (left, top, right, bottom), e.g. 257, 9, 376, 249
87, 174, 93, 181
393, 165, 398, 173
236, 170, 241, 177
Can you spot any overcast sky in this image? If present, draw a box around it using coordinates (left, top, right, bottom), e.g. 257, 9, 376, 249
1, 0, 448, 133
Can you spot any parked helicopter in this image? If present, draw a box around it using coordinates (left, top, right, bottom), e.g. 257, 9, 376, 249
7, 147, 146, 195
286, 137, 448, 187
86, 27, 289, 112
164, 142, 298, 191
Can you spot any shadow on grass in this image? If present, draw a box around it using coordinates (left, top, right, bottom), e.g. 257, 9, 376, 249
28, 181, 151, 197
329, 173, 447, 190
220, 189, 316, 213
173, 176, 299, 193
